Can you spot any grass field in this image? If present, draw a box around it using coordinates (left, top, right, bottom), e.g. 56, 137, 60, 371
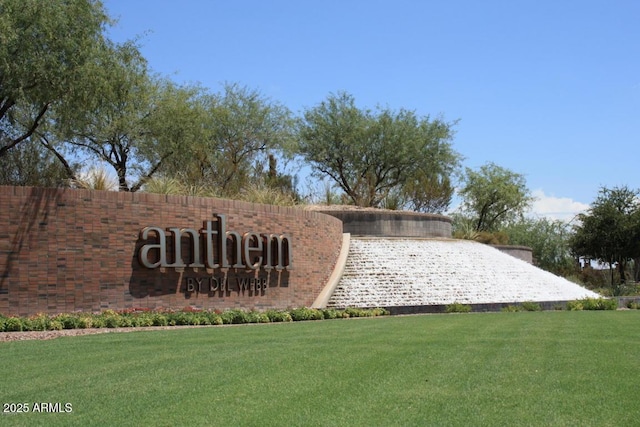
1, 310, 640, 426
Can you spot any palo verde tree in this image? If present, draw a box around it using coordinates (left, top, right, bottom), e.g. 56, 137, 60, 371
456, 162, 533, 232
297, 92, 460, 209
57, 39, 207, 192
569, 186, 640, 295
0, 0, 110, 158
163, 83, 296, 197
0, 138, 77, 186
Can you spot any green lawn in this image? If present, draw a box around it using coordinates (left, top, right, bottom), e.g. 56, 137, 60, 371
1, 311, 639, 426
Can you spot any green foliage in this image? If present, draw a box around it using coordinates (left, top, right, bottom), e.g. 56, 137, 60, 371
0, 0, 111, 158
289, 307, 324, 321
25, 313, 50, 331
0, 307, 390, 332
321, 308, 340, 319
626, 300, 640, 309
297, 91, 460, 210
502, 216, 577, 276
457, 162, 533, 232
264, 309, 293, 323
570, 186, 640, 296
0, 139, 76, 186
4, 316, 23, 331
445, 302, 472, 313
567, 298, 617, 311
501, 305, 522, 312
163, 83, 296, 198
520, 301, 542, 312
220, 309, 251, 324
52, 313, 79, 329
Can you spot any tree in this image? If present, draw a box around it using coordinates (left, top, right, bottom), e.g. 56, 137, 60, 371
297, 92, 460, 209
502, 217, 576, 276
0, 138, 77, 187
0, 0, 110, 157
457, 162, 532, 232
163, 83, 295, 197
57, 39, 207, 192
569, 186, 640, 295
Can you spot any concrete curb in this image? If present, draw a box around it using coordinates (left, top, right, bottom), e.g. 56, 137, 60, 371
312, 233, 351, 309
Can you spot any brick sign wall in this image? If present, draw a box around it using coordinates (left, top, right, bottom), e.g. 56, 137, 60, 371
0, 186, 343, 317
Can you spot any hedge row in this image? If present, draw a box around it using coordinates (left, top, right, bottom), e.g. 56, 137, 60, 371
0, 307, 390, 332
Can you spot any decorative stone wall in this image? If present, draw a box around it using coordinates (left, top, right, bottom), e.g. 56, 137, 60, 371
491, 245, 533, 264
312, 208, 452, 238
0, 186, 343, 317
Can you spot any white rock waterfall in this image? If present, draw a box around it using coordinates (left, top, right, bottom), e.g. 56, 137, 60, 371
327, 237, 600, 308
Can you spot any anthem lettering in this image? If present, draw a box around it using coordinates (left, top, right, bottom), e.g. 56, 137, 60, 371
138, 214, 292, 271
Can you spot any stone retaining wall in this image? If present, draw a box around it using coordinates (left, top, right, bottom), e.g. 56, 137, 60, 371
314, 209, 452, 238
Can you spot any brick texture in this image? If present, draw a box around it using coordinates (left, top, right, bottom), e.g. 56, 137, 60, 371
0, 186, 343, 316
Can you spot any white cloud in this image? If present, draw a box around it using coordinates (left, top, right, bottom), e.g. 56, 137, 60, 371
527, 189, 590, 222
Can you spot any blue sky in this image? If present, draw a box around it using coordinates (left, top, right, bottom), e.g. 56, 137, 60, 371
103, 0, 639, 220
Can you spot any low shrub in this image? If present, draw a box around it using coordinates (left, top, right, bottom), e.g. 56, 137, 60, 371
322, 308, 340, 319
566, 300, 584, 311
501, 305, 521, 312
52, 313, 79, 329
581, 298, 617, 310
0, 306, 390, 333
26, 313, 51, 331
220, 309, 251, 324
521, 301, 542, 312
567, 298, 617, 311
265, 310, 292, 323
4, 316, 24, 332
626, 300, 640, 310
446, 302, 472, 313
289, 307, 324, 321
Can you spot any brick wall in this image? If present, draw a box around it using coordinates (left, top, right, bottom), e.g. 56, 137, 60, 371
0, 186, 343, 317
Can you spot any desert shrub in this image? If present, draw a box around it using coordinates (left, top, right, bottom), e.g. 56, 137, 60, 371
626, 300, 640, 310
581, 298, 617, 310
566, 300, 584, 311
474, 231, 509, 245
446, 302, 472, 313
521, 301, 542, 312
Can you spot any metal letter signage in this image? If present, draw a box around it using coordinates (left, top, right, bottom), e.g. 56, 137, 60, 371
138, 214, 293, 271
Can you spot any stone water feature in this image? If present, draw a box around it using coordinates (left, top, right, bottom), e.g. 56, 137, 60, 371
327, 237, 600, 308
310, 207, 600, 309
